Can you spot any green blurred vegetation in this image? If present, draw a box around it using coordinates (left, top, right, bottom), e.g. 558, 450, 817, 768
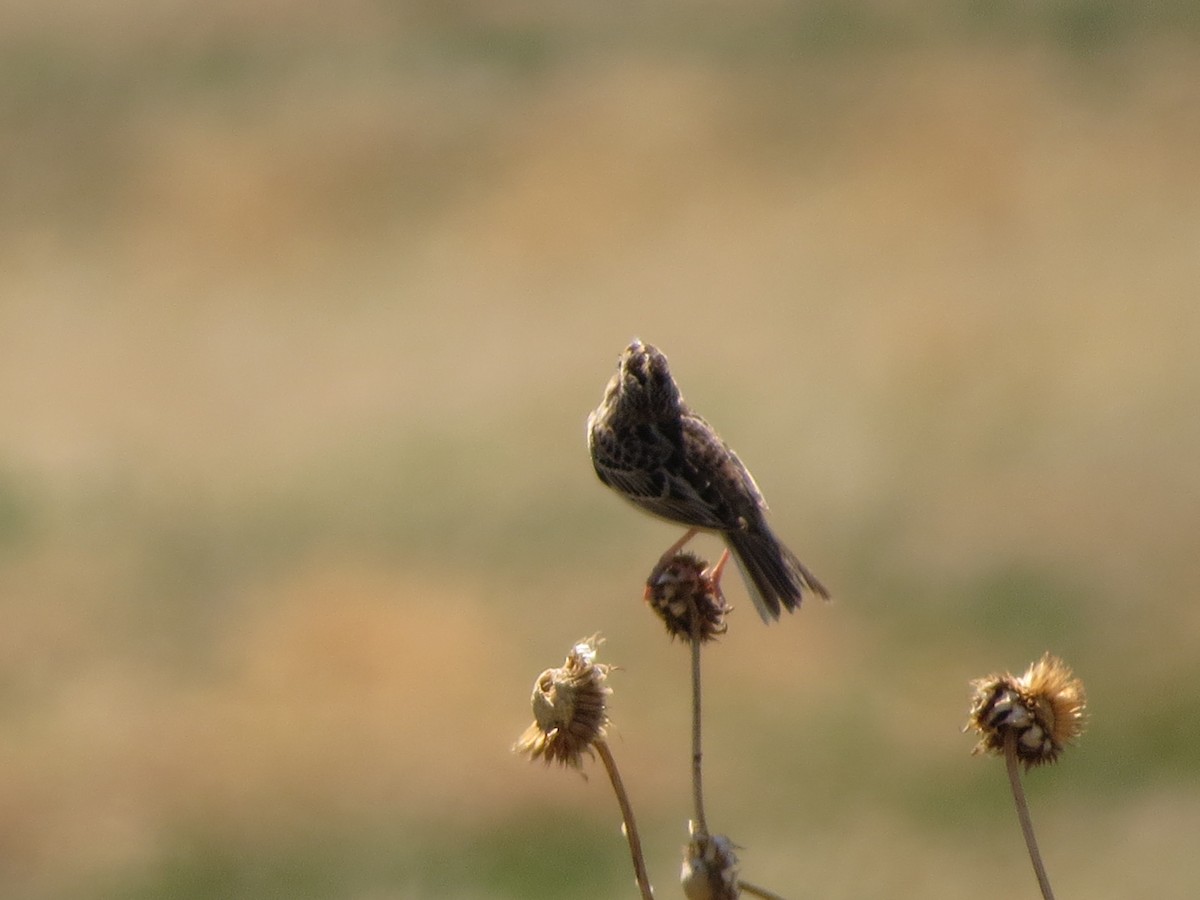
2, 1, 1199, 897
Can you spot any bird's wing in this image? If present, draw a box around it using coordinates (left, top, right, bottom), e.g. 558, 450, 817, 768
679, 414, 769, 522
591, 420, 729, 530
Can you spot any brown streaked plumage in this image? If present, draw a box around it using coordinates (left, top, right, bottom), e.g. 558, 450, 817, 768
587, 339, 828, 623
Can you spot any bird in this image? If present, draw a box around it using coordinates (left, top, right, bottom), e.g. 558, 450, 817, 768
587, 339, 828, 623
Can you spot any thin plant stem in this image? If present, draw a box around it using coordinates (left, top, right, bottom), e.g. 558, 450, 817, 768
1003, 731, 1056, 900
595, 738, 655, 900
690, 625, 708, 838
739, 881, 790, 900
686, 547, 728, 839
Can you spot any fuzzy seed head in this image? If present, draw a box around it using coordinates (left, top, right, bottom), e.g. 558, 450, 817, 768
967, 652, 1087, 768
514, 637, 612, 769
645, 552, 730, 642
681, 821, 740, 900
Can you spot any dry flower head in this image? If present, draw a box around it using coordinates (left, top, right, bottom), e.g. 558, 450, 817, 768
514, 637, 612, 770
680, 821, 740, 900
967, 652, 1087, 768
645, 551, 731, 641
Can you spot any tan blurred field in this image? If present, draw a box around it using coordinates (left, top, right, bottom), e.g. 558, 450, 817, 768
2, 2, 1200, 897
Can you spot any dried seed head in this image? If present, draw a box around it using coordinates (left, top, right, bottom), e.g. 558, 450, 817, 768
645, 552, 730, 642
514, 637, 612, 770
680, 821, 740, 900
967, 652, 1087, 769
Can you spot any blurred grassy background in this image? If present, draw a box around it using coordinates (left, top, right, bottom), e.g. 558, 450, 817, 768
3, 1, 1200, 897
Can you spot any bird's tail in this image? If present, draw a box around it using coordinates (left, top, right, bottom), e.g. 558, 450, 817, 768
724, 524, 829, 623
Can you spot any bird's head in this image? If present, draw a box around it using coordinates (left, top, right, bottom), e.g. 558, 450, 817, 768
603, 339, 682, 421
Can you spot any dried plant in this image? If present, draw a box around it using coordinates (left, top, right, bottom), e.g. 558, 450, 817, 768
515, 637, 612, 770
968, 652, 1087, 769
681, 822, 740, 900
644, 549, 731, 643
514, 638, 654, 900
967, 653, 1087, 900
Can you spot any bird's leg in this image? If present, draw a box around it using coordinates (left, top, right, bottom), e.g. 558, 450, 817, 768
645, 528, 699, 589
658, 527, 699, 566
706, 548, 731, 587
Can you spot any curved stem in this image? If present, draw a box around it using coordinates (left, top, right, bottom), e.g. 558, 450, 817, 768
739, 881, 790, 900
1003, 732, 1056, 900
595, 738, 655, 900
